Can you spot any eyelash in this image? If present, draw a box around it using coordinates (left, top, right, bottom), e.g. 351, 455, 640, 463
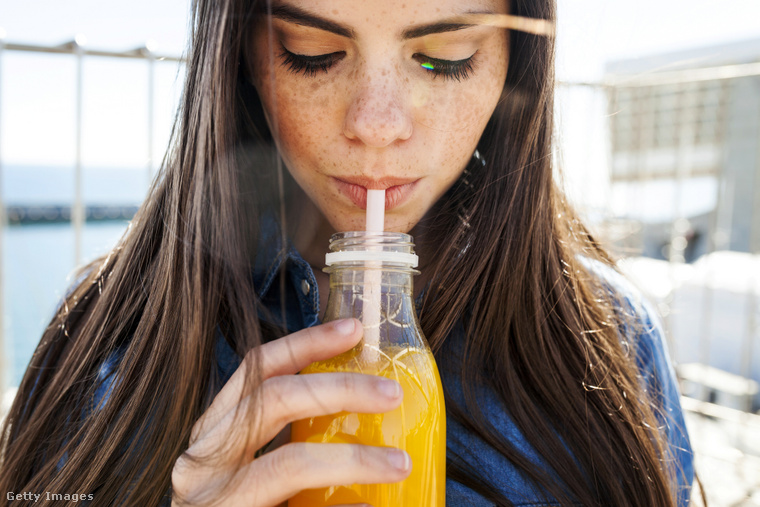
279, 47, 476, 82
414, 54, 476, 82
280, 49, 346, 78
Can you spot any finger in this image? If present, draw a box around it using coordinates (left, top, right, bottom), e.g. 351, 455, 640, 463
238, 443, 411, 507
174, 441, 388, 507
275, 500, 371, 507
259, 318, 363, 379
275, 503, 370, 507
191, 372, 403, 459
192, 319, 362, 444
277, 502, 372, 507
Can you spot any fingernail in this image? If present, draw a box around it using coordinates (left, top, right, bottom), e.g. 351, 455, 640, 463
335, 319, 355, 335
387, 449, 410, 472
376, 378, 401, 398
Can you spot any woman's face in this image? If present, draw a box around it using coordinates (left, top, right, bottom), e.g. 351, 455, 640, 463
249, 0, 508, 233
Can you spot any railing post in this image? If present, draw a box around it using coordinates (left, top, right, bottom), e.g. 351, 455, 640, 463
0, 28, 6, 397
0, 39, 182, 397
147, 43, 155, 186
73, 36, 85, 267
739, 78, 760, 453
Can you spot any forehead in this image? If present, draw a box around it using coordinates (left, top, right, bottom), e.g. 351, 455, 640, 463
269, 0, 509, 36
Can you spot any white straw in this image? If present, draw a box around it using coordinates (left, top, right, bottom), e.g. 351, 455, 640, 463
366, 190, 385, 233
364, 190, 385, 355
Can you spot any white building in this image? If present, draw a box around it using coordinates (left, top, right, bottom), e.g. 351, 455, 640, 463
604, 38, 760, 262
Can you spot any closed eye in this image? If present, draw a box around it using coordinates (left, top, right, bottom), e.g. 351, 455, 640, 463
413, 53, 477, 82
278, 46, 477, 82
279, 48, 346, 77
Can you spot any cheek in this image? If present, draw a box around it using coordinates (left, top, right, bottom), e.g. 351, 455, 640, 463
414, 48, 507, 163
256, 65, 345, 175
417, 88, 488, 156
276, 88, 330, 171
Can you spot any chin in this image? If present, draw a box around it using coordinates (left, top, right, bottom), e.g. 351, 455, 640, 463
380, 221, 415, 234
325, 215, 365, 234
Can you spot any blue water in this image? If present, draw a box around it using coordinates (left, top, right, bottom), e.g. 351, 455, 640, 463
3, 221, 131, 387
3, 165, 150, 205
2, 165, 142, 388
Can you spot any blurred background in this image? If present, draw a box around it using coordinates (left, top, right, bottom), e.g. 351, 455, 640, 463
1, 0, 759, 504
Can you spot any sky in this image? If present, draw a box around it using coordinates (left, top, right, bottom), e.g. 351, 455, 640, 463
1, 0, 760, 205
555, 0, 760, 81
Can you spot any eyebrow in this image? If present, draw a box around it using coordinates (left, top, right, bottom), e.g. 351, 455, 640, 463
403, 21, 478, 40
271, 4, 355, 38
270, 4, 489, 40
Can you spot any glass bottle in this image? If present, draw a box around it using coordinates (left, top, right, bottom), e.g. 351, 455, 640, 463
289, 231, 446, 507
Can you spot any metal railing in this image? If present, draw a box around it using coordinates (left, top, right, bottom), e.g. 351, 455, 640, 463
0, 37, 182, 399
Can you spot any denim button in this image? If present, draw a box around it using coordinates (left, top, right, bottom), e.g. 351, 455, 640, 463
301, 279, 311, 296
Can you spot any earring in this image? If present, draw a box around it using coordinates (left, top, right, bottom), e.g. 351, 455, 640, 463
455, 150, 484, 230
473, 149, 486, 166
459, 149, 485, 193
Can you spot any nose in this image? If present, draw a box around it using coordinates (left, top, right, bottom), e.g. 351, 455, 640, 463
342, 68, 413, 147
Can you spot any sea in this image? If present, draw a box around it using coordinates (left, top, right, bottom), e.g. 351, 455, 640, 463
2, 165, 149, 387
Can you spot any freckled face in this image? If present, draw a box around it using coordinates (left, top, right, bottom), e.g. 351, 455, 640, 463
248, 0, 508, 233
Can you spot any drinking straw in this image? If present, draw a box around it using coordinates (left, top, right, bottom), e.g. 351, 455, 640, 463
366, 189, 385, 233
364, 190, 385, 354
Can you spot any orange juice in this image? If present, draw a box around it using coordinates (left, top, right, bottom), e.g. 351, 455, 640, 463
289, 345, 446, 507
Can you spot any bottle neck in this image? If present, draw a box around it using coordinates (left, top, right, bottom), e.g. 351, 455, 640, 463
323, 265, 418, 324
326, 265, 415, 293
323, 232, 421, 330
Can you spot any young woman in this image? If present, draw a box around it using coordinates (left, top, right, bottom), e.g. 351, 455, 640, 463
0, 0, 696, 505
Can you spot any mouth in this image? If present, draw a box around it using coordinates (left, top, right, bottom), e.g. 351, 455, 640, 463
332, 176, 421, 211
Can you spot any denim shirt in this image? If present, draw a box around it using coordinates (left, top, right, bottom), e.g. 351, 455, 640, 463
88, 222, 694, 506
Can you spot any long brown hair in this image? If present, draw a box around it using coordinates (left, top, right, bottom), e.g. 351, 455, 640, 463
1, 0, 687, 505
416, 2, 685, 505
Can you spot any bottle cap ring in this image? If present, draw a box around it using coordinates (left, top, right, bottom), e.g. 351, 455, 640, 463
325, 250, 419, 267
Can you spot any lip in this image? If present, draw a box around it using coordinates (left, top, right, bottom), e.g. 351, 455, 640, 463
332, 176, 420, 211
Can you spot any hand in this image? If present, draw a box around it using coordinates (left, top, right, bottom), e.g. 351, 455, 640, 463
171, 318, 410, 507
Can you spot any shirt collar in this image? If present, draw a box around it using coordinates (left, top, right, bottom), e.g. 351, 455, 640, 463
216, 212, 322, 384
251, 211, 321, 329
252, 212, 291, 301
